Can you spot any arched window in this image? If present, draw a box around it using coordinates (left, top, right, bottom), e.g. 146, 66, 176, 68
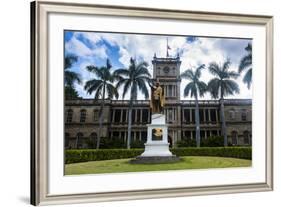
231, 131, 238, 145
66, 109, 73, 123
241, 109, 247, 121
76, 132, 83, 148
93, 109, 99, 122
80, 109, 87, 123
229, 109, 236, 120
243, 131, 251, 145
168, 108, 173, 122
65, 133, 70, 148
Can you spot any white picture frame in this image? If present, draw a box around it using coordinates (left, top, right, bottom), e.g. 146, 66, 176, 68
30, 0, 273, 205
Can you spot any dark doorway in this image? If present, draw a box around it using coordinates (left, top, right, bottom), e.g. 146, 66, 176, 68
168, 136, 173, 147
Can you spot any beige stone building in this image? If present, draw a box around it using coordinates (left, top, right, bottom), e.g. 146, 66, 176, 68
65, 55, 252, 149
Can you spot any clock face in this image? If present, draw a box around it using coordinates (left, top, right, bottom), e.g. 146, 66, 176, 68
163, 66, 170, 74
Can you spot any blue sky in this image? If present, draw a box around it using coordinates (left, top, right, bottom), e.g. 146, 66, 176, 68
64, 31, 252, 100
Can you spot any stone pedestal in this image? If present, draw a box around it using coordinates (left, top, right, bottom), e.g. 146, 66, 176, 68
131, 114, 179, 164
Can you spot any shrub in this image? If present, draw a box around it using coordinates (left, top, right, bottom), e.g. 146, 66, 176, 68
177, 139, 196, 147
171, 147, 251, 160
99, 137, 126, 149
83, 137, 145, 149
130, 140, 145, 148
84, 137, 126, 149
201, 136, 224, 147
65, 147, 251, 164
178, 136, 224, 147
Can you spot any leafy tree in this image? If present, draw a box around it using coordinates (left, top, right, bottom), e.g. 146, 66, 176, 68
64, 55, 81, 99
208, 60, 240, 146
84, 59, 119, 149
114, 58, 151, 149
181, 64, 207, 147
64, 85, 81, 100
239, 43, 252, 89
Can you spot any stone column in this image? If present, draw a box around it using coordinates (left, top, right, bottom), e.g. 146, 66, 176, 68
203, 109, 206, 122
112, 109, 115, 122
215, 109, 219, 122
120, 109, 123, 123
133, 131, 136, 141
124, 131, 127, 142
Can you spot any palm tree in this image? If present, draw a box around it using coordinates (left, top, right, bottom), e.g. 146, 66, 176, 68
64, 55, 81, 99
181, 64, 207, 147
114, 58, 151, 149
208, 60, 240, 146
239, 43, 252, 89
84, 59, 119, 149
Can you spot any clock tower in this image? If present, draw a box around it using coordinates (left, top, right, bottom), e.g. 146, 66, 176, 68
152, 53, 182, 147
152, 53, 181, 101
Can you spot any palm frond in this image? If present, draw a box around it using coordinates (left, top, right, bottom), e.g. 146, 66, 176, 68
243, 68, 252, 89
194, 64, 205, 78
115, 77, 128, 89
84, 79, 103, 95
86, 65, 103, 79
106, 83, 119, 99
136, 78, 149, 99
245, 43, 252, 52
114, 69, 130, 76
238, 54, 252, 73
227, 71, 240, 79
223, 79, 240, 96
135, 65, 151, 78
64, 55, 77, 69
222, 60, 231, 72
208, 62, 221, 78
122, 80, 131, 99
94, 84, 103, 99
65, 70, 81, 87
208, 78, 220, 99
197, 81, 208, 97
180, 69, 194, 80
238, 42, 252, 89
183, 82, 196, 98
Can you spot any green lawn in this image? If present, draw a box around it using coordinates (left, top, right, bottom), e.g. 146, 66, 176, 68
65, 156, 251, 175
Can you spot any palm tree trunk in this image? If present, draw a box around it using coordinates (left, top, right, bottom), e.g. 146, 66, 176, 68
220, 98, 227, 146
195, 94, 201, 147
127, 98, 133, 149
96, 84, 106, 149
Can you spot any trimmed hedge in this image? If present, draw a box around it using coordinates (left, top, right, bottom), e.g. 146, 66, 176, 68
83, 137, 145, 149
65, 147, 251, 164
171, 147, 251, 160
65, 149, 143, 164
178, 136, 225, 147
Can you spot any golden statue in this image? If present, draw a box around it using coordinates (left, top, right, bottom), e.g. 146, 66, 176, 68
150, 81, 165, 114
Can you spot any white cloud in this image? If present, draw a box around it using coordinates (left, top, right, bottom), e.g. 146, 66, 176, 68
65, 34, 108, 59
65, 36, 93, 56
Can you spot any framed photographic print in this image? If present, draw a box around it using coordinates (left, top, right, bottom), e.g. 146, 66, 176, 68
31, 0, 273, 205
